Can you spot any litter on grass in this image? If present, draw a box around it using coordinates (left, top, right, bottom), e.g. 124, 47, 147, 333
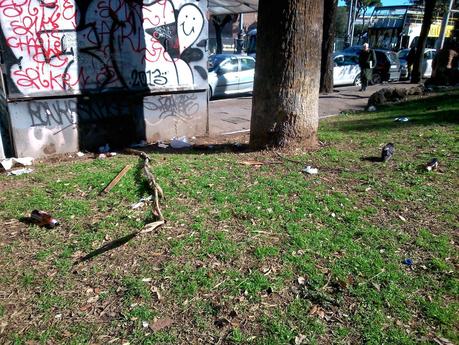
7, 168, 33, 176
1, 157, 34, 171
302, 165, 318, 175
394, 117, 409, 122
402, 258, 413, 266
30, 210, 59, 229
131, 196, 153, 209
170, 136, 192, 149
426, 158, 439, 171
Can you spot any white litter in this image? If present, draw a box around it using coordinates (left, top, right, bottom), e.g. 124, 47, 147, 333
131, 196, 153, 209
157, 142, 169, 149
302, 166, 318, 175
7, 168, 33, 176
394, 117, 409, 122
1, 157, 34, 171
170, 136, 192, 149
76, 152, 85, 157
142, 321, 149, 328
367, 105, 377, 112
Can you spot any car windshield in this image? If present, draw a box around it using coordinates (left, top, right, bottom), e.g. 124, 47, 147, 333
386, 52, 399, 64
208, 56, 227, 71
398, 50, 409, 61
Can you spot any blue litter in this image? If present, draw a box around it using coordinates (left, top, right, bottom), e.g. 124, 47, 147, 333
402, 258, 413, 266
394, 117, 409, 122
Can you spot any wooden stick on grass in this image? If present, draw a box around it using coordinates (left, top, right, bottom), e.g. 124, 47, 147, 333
101, 164, 132, 194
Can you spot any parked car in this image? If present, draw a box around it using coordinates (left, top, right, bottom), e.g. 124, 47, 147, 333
208, 54, 256, 99
372, 49, 401, 84
333, 53, 361, 86
398, 48, 436, 79
335, 47, 401, 85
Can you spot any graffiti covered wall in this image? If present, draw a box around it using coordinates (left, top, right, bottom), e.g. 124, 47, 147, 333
0, 0, 208, 97
0, 0, 208, 157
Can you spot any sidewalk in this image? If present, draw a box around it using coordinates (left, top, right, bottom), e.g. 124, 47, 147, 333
209, 81, 413, 135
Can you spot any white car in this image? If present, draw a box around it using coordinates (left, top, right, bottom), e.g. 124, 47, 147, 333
208, 54, 256, 99
333, 54, 361, 86
398, 48, 437, 79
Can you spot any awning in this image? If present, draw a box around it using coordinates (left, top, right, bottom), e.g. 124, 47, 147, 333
208, 0, 258, 15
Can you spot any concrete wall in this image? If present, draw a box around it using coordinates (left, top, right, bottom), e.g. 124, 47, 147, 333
0, 0, 208, 157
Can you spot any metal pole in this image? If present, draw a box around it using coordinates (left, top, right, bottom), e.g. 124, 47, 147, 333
350, 0, 358, 46
236, 13, 244, 53
346, 0, 354, 46
436, 0, 454, 50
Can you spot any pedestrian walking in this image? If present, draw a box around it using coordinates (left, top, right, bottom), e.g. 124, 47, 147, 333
406, 46, 416, 79
358, 43, 377, 91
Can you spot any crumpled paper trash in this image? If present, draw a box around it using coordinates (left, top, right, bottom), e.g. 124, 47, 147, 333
1, 157, 34, 171
302, 165, 318, 175
170, 136, 192, 149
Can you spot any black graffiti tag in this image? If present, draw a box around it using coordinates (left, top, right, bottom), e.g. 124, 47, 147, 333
145, 94, 199, 120
28, 100, 77, 127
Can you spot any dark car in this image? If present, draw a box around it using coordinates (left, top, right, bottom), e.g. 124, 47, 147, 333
372, 49, 401, 84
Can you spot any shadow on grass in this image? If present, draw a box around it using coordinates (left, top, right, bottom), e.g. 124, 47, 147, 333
121, 143, 252, 156
74, 231, 138, 265
361, 156, 383, 162
336, 93, 459, 132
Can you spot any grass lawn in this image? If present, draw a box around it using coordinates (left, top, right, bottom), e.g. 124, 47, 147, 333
0, 91, 458, 345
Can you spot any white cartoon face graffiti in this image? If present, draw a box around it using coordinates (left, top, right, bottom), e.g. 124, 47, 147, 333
177, 4, 204, 53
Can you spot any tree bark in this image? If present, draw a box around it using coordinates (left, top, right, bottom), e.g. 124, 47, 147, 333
411, 0, 437, 83
320, 0, 338, 93
250, 0, 324, 150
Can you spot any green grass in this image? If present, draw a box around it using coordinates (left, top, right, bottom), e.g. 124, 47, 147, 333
0, 91, 458, 344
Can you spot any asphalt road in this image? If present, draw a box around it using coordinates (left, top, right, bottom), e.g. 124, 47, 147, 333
209, 81, 412, 135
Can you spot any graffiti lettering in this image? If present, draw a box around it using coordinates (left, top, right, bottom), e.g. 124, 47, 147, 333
145, 93, 199, 120
131, 69, 168, 87
27, 99, 77, 127
0, 0, 206, 97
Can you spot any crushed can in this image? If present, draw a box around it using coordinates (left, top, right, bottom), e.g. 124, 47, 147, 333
30, 210, 59, 229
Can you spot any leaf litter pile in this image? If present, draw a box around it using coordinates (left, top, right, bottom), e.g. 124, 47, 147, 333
0, 92, 458, 344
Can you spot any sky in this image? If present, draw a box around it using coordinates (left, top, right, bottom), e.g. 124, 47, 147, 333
338, 0, 410, 6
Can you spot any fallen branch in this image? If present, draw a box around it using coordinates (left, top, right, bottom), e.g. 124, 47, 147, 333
101, 164, 132, 194
125, 149, 164, 222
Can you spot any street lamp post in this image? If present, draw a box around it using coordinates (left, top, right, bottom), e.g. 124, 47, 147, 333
436, 0, 455, 50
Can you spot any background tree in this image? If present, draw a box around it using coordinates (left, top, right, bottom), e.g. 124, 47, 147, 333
410, 0, 438, 83
250, 1, 323, 149
336, 6, 350, 37
344, 0, 381, 42
320, 0, 338, 93
211, 14, 234, 54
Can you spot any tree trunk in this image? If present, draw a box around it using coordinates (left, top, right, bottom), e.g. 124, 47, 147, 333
320, 0, 338, 93
411, 0, 437, 83
250, 0, 324, 150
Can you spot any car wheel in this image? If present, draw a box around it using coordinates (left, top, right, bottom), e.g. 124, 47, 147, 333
354, 74, 361, 87
208, 86, 213, 101
371, 73, 382, 85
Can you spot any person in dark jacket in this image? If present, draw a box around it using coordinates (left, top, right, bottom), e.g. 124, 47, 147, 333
358, 43, 377, 91
406, 46, 416, 78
